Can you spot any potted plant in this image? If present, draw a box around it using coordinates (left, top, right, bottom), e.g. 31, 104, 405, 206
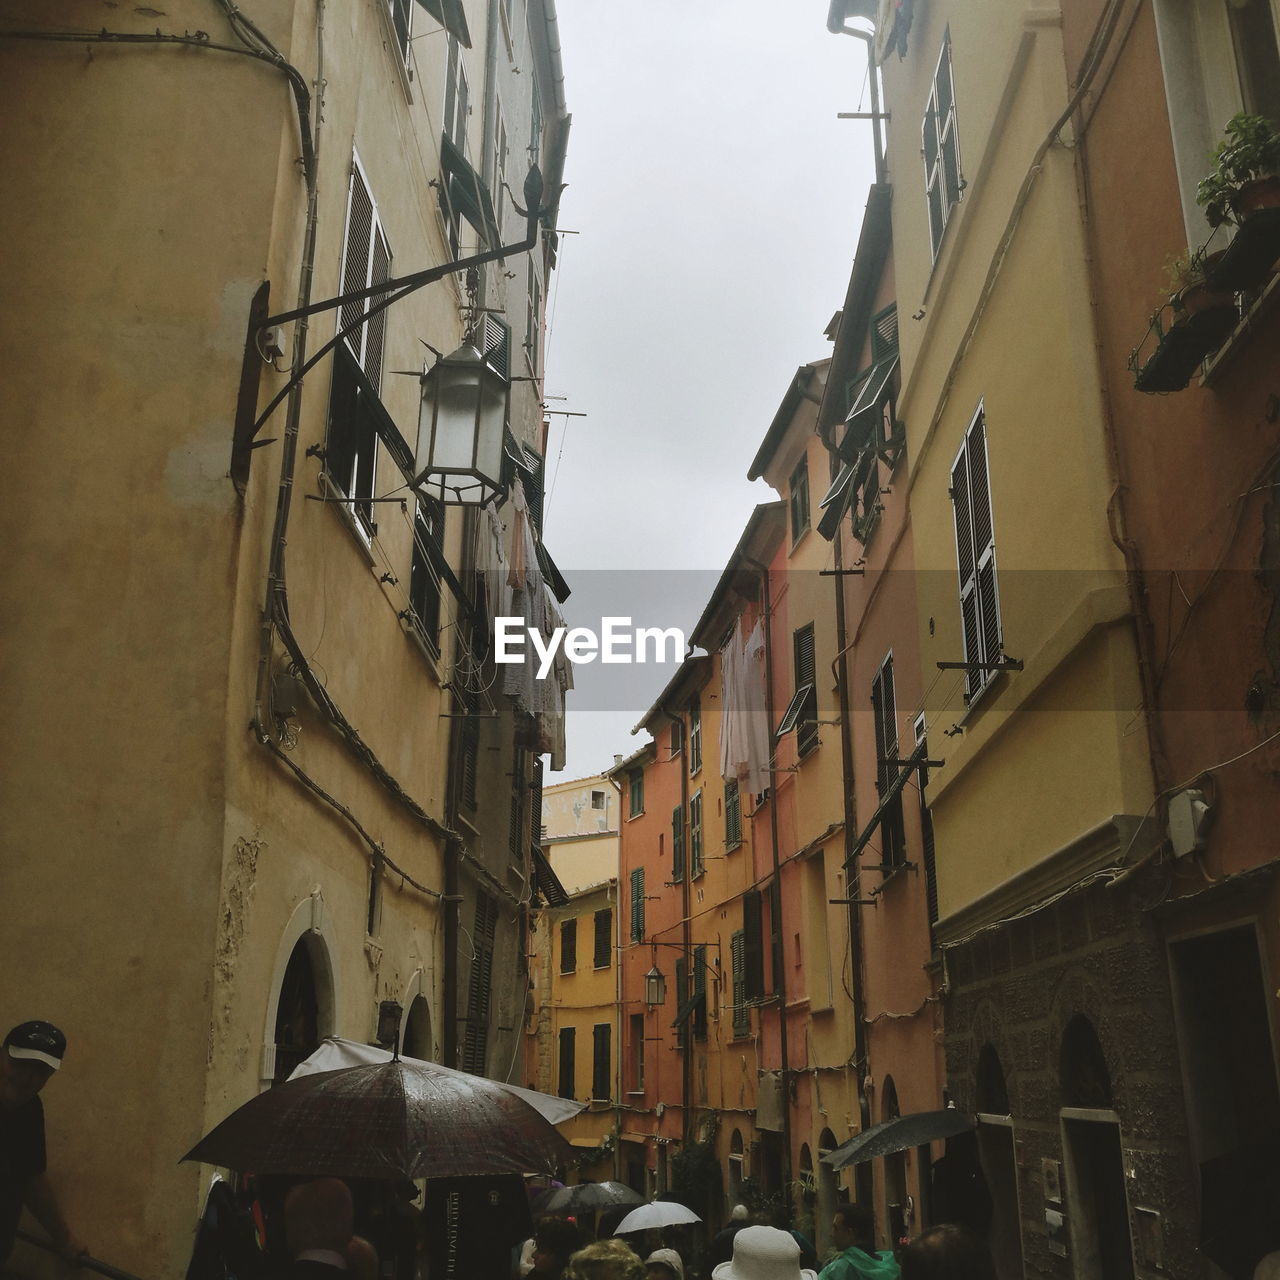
1196, 112, 1280, 227
1164, 249, 1234, 318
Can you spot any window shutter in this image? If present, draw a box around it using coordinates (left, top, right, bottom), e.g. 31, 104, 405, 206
462, 893, 496, 1073
560, 918, 576, 974
690, 792, 703, 877
509, 745, 527, 860
768, 879, 784, 994
480, 313, 511, 380
630, 867, 645, 942
594, 908, 612, 969
592, 1024, 611, 1101
872, 656, 906, 867
731, 930, 749, 1037
915, 717, 939, 930
952, 410, 1000, 700
743, 888, 764, 998
725, 779, 741, 847
529, 757, 544, 853
794, 625, 819, 756
790, 456, 810, 540
557, 1026, 575, 1099
628, 770, 644, 818
671, 806, 685, 880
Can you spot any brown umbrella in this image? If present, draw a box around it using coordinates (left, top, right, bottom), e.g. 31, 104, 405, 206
183, 1060, 574, 1180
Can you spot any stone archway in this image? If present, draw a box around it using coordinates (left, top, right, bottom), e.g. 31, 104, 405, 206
262, 893, 338, 1087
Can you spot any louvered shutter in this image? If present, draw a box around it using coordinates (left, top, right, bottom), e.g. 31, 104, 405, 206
725, 780, 741, 847
594, 908, 611, 968
794, 625, 819, 756
952, 410, 1001, 700
630, 867, 645, 942
592, 1024, 611, 1100
743, 888, 764, 998
872, 656, 906, 868
731, 931, 749, 1036
768, 879, 784, 993
671, 806, 685, 880
462, 893, 496, 1073
690, 792, 703, 877
558, 1026, 575, 1099
693, 944, 708, 1039
560, 918, 576, 974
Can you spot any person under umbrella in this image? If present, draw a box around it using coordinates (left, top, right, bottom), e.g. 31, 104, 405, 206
282, 1179, 357, 1280
566, 1239, 645, 1280
712, 1226, 817, 1280
817, 1206, 899, 1280
526, 1218, 584, 1280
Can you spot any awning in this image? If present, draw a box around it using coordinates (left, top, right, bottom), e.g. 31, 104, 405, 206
822, 1108, 975, 1169
414, 0, 471, 47
439, 134, 500, 246
838, 355, 898, 462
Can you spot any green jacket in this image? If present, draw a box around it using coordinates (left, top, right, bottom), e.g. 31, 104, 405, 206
818, 1245, 901, 1280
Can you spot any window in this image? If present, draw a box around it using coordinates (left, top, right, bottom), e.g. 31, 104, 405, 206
490, 104, 508, 238
731, 931, 750, 1037
529, 76, 543, 166
793, 624, 819, 757
593, 908, 612, 969
560, 918, 577, 974
688, 699, 702, 774
590, 789, 606, 811
1154, 0, 1280, 237
557, 1026, 575, 1099
924, 31, 963, 260
725, 779, 742, 848
671, 806, 685, 880
443, 35, 469, 153
692, 944, 708, 1040
327, 157, 390, 536
629, 868, 646, 942
459, 689, 479, 811
690, 791, 704, 877
629, 1013, 645, 1091
525, 260, 543, 373
790, 455, 811, 542
592, 1024, 611, 1101
408, 497, 445, 656
628, 769, 644, 818
670, 719, 683, 757
387, 0, 411, 63
951, 405, 1002, 702
871, 653, 907, 871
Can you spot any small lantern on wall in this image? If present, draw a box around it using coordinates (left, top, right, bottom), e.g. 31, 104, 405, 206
412, 341, 509, 506
644, 966, 667, 1009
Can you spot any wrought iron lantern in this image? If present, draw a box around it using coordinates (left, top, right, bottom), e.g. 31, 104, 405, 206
643, 965, 667, 1009
412, 341, 508, 506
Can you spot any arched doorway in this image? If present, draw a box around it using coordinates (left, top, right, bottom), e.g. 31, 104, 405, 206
1058, 1014, 1133, 1279
273, 936, 324, 1084
973, 1043, 1023, 1280
882, 1076, 908, 1247
403, 994, 433, 1061
796, 1144, 816, 1241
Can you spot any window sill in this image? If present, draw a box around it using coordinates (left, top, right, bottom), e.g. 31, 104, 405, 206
626, 810, 645, 822
725, 839, 743, 853
402, 613, 443, 681
789, 526, 813, 556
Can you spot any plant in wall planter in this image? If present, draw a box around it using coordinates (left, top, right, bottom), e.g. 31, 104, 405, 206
1196, 113, 1280, 291
1131, 250, 1239, 393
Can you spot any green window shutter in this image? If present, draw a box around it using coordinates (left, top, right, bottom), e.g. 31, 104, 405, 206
690, 792, 703, 877
557, 1026, 575, 1099
731, 931, 749, 1037
594, 909, 612, 968
725, 780, 742, 848
693, 944, 708, 1040
794, 624, 819, 757
592, 1023, 611, 1101
671, 806, 685, 880
630, 867, 645, 942
560, 918, 577, 974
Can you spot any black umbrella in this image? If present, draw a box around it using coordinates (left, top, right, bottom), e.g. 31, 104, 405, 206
1199, 1139, 1280, 1278
821, 1109, 975, 1169
183, 1060, 574, 1181
534, 1181, 644, 1215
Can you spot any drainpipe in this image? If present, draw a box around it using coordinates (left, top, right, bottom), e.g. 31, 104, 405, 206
829, 513, 875, 1206
743, 553, 794, 1215
827, 3, 885, 187
659, 702, 694, 1148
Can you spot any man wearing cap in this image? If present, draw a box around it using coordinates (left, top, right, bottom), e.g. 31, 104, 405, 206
0, 1021, 84, 1266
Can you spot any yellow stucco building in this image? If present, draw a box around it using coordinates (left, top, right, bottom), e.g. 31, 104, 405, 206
0, 1, 568, 1273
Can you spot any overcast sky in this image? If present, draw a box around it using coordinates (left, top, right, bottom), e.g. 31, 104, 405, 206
540, 1, 879, 780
